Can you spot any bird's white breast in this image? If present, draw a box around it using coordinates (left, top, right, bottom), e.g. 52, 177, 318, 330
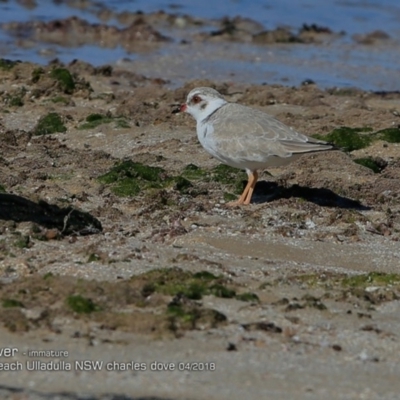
196, 120, 245, 168
197, 121, 213, 149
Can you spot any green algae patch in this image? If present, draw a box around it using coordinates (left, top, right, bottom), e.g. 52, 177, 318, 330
2, 299, 24, 308
131, 267, 239, 301
211, 164, 245, 184
103, 177, 140, 197
14, 235, 30, 249
167, 302, 227, 332
173, 176, 193, 194
211, 164, 247, 194
31, 67, 45, 83
236, 292, 260, 302
376, 127, 400, 143
50, 68, 75, 93
181, 164, 208, 180
340, 273, 400, 305
87, 253, 102, 263
131, 268, 259, 302
115, 119, 130, 129
314, 125, 400, 151
279, 271, 400, 295
34, 112, 67, 135
209, 284, 236, 298
132, 268, 218, 300
177, 164, 211, 196
50, 96, 69, 104
6, 95, 24, 107
10, 96, 24, 107
223, 192, 238, 202
100, 160, 249, 199
0, 184, 6, 193
98, 161, 197, 197
4, 87, 26, 108
79, 113, 113, 129
354, 157, 385, 173
193, 271, 219, 280
291, 272, 399, 286
0, 273, 228, 336
99, 160, 165, 182
66, 295, 99, 314
0, 59, 19, 71
98, 160, 173, 197
43, 272, 54, 280
136, 268, 254, 303
313, 127, 373, 151
167, 304, 200, 325
341, 272, 400, 288
78, 113, 130, 130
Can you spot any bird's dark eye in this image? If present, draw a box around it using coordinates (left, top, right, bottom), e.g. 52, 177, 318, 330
192, 95, 201, 104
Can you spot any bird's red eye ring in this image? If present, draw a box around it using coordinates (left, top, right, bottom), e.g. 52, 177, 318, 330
192, 95, 201, 104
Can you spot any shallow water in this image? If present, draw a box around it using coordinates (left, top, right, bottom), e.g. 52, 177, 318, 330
110, 0, 400, 37
0, 0, 400, 90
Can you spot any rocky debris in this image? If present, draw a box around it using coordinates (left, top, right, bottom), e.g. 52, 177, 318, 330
1, 8, 346, 48
353, 30, 391, 45
2, 16, 171, 52
0, 194, 102, 236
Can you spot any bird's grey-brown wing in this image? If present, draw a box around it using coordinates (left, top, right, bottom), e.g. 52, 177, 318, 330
207, 103, 332, 163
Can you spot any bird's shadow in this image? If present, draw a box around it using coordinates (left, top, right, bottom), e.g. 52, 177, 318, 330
252, 181, 370, 210
0, 193, 102, 235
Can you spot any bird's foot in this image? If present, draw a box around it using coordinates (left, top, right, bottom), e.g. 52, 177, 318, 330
226, 199, 251, 207
226, 201, 241, 207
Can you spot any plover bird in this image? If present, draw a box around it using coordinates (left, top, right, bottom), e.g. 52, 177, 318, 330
180, 87, 334, 205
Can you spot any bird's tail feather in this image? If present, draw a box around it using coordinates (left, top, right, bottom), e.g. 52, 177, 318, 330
280, 139, 335, 154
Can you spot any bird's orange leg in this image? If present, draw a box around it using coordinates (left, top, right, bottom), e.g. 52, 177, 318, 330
243, 171, 258, 205
227, 171, 258, 206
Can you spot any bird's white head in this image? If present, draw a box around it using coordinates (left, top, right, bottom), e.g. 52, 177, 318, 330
180, 87, 228, 122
